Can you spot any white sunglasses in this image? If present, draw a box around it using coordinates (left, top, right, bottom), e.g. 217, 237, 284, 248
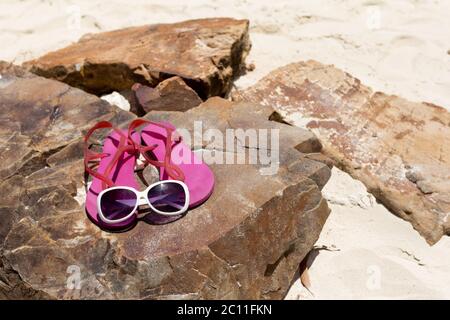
97, 180, 190, 225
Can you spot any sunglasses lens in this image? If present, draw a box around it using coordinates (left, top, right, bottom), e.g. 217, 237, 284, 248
147, 182, 187, 213
100, 188, 137, 221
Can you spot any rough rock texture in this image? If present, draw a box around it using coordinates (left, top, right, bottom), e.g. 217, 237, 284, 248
0, 61, 135, 182
132, 77, 202, 115
0, 61, 135, 299
235, 60, 450, 245
0, 63, 330, 299
23, 18, 251, 99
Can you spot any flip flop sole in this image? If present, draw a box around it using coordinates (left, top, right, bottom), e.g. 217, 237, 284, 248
85, 130, 140, 229
141, 122, 215, 208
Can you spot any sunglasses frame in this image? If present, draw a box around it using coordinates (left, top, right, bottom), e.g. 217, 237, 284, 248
97, 180, 190, 224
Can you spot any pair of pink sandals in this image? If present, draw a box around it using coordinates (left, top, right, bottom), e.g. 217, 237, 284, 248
84, 119, 214, 230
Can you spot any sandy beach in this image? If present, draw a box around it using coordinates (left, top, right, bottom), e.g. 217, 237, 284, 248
1, 0, 449, 299
286, 168, 450, 299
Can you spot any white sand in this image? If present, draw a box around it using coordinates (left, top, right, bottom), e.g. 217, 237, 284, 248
1, 0, 449, 299
285, 168, 450, 299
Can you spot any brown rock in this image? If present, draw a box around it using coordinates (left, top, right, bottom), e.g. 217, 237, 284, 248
23, 18, 251, 99
0, 62, 135, 181
0, 62, 135, 299
118, 88, 142, 116
0, 61, 33, 78
0, 64, 330, 299
132, 76, 202, 115
235, 60, 450, 245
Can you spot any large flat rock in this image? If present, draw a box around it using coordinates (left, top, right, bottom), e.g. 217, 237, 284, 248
235, 60, 450, 245
23, 18, 251, 99
0, 63, 330, 299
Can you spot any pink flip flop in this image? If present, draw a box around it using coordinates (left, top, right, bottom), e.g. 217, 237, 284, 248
84, 121, 140, 229
128, 119, 215, 208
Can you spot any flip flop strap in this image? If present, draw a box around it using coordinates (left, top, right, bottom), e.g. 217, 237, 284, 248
84, 121, 135, 189
128, 119, 185, 181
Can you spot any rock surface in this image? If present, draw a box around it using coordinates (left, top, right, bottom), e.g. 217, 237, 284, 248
235, 60, 450, 245
23, 18, 251, 99
132, 76, 202, 115
0, 61, 135, 299
0, 61, 135, 182
0, 63, 330, 299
